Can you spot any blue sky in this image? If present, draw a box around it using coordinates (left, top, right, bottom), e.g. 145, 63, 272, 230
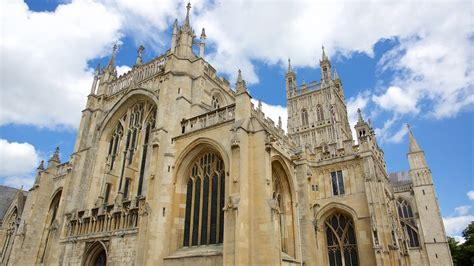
0, 0, 472, 240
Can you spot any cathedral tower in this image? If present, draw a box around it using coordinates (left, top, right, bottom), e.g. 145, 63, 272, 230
407, 126, 452, 265
286, 47, 352, 152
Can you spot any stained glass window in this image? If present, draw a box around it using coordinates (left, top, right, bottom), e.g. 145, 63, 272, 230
183, 152, 225, 247
325, 212, 359, 266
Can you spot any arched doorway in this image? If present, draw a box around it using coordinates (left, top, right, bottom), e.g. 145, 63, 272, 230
83, 242, 107, 266
92, 249, 106, 266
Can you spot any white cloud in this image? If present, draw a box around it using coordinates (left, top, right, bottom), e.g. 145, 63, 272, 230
1, 0, 472, 131
346, 92, 369, 141
0, 0, 122, 128
2, 176, 35, 190
0, 139, 39, 189
372, 86, 419, 115
0, 139, 39, 177
453, 235, 466, 244
454, 205, 472, 216
116, 65, 132, 76
384, 124, 408, 144
251, 99, 287, 132
373, 114, 409, 144
468, 190, 474, 200
443, 215, 474, 237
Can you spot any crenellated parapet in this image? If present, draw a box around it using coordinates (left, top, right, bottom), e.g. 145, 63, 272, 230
107, 54, 167, 96
179, 104, 235, 135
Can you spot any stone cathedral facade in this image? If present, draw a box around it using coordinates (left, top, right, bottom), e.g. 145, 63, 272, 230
0, 4, 452, 266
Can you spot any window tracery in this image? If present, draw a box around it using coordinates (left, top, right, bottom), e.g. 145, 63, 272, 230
325, 212, 359, 266
183, 152, 225, 247
107, 123, 123, 171
301, 109, 309, 126
272, 161, 295, 256
396, 198, 420, 248
39, 190, 62, 263
104, 101, 156, 202
1, 208, 17, 265
317, 105, 324, 121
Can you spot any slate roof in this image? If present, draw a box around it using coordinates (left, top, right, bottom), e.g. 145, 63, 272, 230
0, 185, 20, 220
389, 171, 413, 187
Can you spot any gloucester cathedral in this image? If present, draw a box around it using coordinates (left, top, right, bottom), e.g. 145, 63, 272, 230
0, 4, 452, 266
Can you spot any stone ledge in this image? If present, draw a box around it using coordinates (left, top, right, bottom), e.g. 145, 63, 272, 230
164, 245, 223, 260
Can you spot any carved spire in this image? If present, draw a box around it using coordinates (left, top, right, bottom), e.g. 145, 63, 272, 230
320, 45, 331, 82
49, 146, 60, 163
199, 28, 206, 58
175, 3, 194, 57
278, 116, 282, 128
237, 69, 243, 83
236, 69, 247, 94
287, 58, 293, 73
258, 100, 262, 111
333, 67, 339, 80
107, 44, 117, 70
407, 124, 422, 153
184, 2, 191, 28
135, 45, 145, 67
103, 44, 118, 82
94, 63, 101, 76
321, 45, 328, 61
171, 18, 178, 51
37, 160, 45, 171
173, 18, 178, 33
357, 108, 364, 123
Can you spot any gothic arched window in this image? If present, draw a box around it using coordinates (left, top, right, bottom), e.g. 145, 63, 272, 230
1, 208, 17, 265
104, 101, 156, 203
396, 198, 420, 248
301, 109, 309, 126
317, 105, 324, 121
183, 152, 225, 247
325, 212, 359, 266
127, 103, 145, 164
40, 190, 62, 263
107, 123, 123, 171
272, 161, 296, 257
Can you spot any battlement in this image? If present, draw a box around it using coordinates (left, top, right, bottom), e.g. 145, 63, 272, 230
290, 79, 334, 99
107, 53, 167, 96
250, 102, 292, 147
203, 62, 233, 93
180, 104, 235, 135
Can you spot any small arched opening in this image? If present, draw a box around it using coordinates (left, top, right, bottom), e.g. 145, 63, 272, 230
83, 241, 107, 266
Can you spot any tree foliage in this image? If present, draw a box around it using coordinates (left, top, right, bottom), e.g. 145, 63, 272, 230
449, 221, 474, 266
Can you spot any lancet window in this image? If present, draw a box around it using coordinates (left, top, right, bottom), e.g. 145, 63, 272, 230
183, 152, 225, 247
325, 212, 359, 266
104, 101, 156, 202
317, 105, 324, 121
107, 123, 123, 171
331, 171, 345, 196
301, 109, 309, 126
272, 161, 296, 256
396, 198, 420, 248
127, 103, 145, 164
273, 171, 287, 253
1, 208, 17, 265
40, 190, 62, 263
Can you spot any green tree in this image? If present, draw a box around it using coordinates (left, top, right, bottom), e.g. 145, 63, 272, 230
450, 221, 474, 266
